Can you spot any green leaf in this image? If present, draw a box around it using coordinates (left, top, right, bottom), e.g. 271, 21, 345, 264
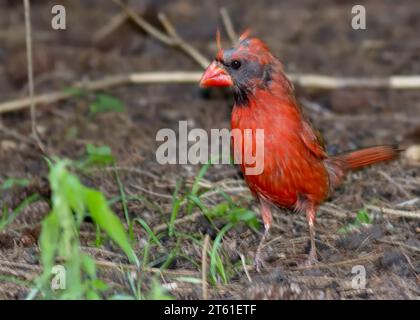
85, 144, 115, 166
82, 255, 96, 278
91, 279, 109, 291
356, 209, 371, 224
109, 294, 136, 300
337, 208, 372, 234
39, 211, 60, 276
132, 217, 162, 249
1, 178, 30, 190
85, 189, 139, 267
146, 278, 174, 300
207, 202, 229, 217
0, 193, 40, 231
228, 208, 259, 229
86, 290, 101, 300
89, 94, 124, 114
209, 223, 232, 284
186, 163, 211, 215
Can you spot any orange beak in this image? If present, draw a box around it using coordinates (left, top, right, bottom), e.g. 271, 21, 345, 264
199, 61, 233, 88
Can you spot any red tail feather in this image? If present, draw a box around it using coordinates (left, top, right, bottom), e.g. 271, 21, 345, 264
341, 145, 400, 170
325, 145, 400, 190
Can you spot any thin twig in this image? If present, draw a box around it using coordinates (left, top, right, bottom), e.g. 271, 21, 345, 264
112, 0, 209, 68
3, 72, 420, 115
153, 211, 202, 233
378, 170, 412, 198
0, 123, 38, 147
157, 12, 209, 69
93, 11, 128, 42
0, 259, 42, 271
287, 74, 420, 89
377, 239, 420, 253
130, 183, 173, 200
0, 72, 200, 114
292, 252, 384, 271
201, 234, 210, 300
239, 252, 252, 283
220, 7, 237, 45
95, 259, 199, 276
23, 0, 45, 153
396, 197, 419, 207
366, 205, 420, 219
112, 0, 174, 45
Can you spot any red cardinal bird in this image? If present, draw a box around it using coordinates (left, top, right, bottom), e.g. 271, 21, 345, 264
200, 32, 399, 270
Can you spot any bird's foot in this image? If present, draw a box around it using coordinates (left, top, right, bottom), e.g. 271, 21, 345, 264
254, 252, 266, 272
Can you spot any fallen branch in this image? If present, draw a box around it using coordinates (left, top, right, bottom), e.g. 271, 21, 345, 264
23, 0, 45, 153
153, 211, 202, 233
112, 0, 209, 69
158, 12, 209, 69
377, 239, 420, 253
92, 11, 128, 43
366, 205, 420, 219
0, 122, 38, 146
95, 259, 199, 276
0, 72, 201, 114
201, 234, 210, 300
3, 72, 420, 115
287, 74, 420, 89
292, 252, 384, 271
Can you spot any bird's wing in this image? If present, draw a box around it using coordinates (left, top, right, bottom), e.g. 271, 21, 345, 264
299, 120, 328, 159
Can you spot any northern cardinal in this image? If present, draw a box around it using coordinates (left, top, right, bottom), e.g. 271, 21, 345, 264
200, 31, 399, 270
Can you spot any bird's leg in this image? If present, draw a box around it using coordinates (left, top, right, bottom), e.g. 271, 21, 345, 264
255, 198, 272, 272
305, 205, 318, 266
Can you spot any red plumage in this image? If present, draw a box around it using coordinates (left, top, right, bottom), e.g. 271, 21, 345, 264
200, 33, 399, 269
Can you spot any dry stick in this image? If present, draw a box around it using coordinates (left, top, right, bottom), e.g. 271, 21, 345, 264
239, 252, 252, 283
112, 0, 173, 46
113, 0, 209, 69
0, 122, 38, 147
2, 73, 420, 114
153, 211, 202, 233
94, 259, 199, 276
0, 259, 42, 271
157, 13, 209, 69
378, 170, 412, 198
288, 74, 420, 89
220, 7, 237, 45
201, 234, 210, 300
0, 72, 201, 114
377, 239, 420, 253
23, 0, 45, 153
292, 252, 384, 271
92, 11, 128, 42
366, 205, 420, 219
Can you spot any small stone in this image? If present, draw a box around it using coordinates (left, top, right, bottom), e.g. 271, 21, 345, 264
405, 145, 420, 163
1, 140, 17, 151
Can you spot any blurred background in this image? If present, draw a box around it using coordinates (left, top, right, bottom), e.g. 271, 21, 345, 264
0, 0, 418, 300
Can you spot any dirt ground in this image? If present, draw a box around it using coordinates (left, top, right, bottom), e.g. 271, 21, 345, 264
0, 0, 419, 299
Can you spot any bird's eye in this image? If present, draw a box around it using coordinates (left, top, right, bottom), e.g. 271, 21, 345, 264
231, 60, 241, 70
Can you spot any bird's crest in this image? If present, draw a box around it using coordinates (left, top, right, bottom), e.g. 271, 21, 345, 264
238, 29, 251, 43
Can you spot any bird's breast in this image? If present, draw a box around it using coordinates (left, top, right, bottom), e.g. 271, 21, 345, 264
231, 103, 329, 208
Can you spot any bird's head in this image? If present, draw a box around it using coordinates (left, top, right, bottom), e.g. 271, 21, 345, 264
200, 31, 278, 104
